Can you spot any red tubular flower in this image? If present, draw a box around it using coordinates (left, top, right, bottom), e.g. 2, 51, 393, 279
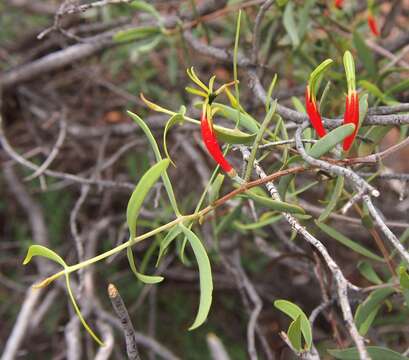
305, 85, 327, 138
367, 13, 380, 37
342, 50, 359, 152
335, 0, 344, 9
342, 90, 359, 151
200, 110, 236, 177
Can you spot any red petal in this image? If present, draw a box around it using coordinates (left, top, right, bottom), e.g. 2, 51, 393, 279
368, 14, 380, 37
200, 115, 234, 174
305, 86, 327, 138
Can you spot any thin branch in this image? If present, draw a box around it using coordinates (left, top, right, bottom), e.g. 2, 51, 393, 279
108, 284, 141, 360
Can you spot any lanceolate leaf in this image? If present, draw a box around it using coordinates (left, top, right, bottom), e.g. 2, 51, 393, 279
318, 176, 344, 222
179, 224, 213, 330
308, 124, 355, 159
357, 261, 383, 285
353, 31, 377, 80
315, 221, 384, 262
163, 110, 185, 166
127, 159, 170, 239
328, 346, 407, 360
113, 26, 161, 43
127, 247, 164, 284
274, 299, 312, 350
283, 2, 300, 48
156, 225, 183, 266
242, 189, 305, 214
127, 111, 179, 215
212, 125, 256, 145
209, 174, 225, 204
23, 244, 67, 268
212, 102, 259, 133
65, 275, 104, 346
354, 288, 395, 329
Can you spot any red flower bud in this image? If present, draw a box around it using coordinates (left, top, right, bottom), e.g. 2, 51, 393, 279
305, 86, 327, 138
367, 13, 380, 37
335, 0, 344, 9
342, 91, 359, 151
200, 111, 236, 177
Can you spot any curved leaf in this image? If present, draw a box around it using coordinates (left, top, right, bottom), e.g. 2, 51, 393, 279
213, 125, 256, 145
23, 244, 67, 268
114, 26, 161, 42
156, 225, 182, 266
315, 221, 384, 262
274, 299, 312, 350
127, 247, 163, 284
354, 288, 395, 329
127, 110, 180, 215
212, 102, 259, 133
179, 224, 213, 330
318, 176, 344, 222
66, 275, 104, 345
163, 109, 185, 166
308, 124, 355, 159
357, 261, 383, 285
288, 315, 302, 351
127, 159, 170, 239
328, 346, 407, 360
242, 189, 305, 214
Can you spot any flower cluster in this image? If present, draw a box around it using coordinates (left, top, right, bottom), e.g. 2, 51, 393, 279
305, 51, 359, 152
186, 68, 237, 177
334, 0, 380, 37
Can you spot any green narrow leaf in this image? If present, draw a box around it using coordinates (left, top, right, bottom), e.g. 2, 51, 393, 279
318, 176, 344, 222
399, 266, 409, 289
359, 80, 398, 105
328, 346, 408, 360
156, 225, 182, 266
163, 110, 185, 166
353, 31, 377, 79
211, 102, 259, 133
127, 111, 180, 215
357, 261, 383, 285
242, 189, 305, 214
23, 244, 67, 268
113, 26, 161, 42
354, 288, 395, 329
283, 2, 300, 48
131, 0, 161, 19
209, 174, 225, 204
266, 74, 278, 112
358, 125, 392, 157
126, 159, 170, 239
287, 315, 302, 351
274, 299, 312, 350
127, 246, 163, 284
278, 174, 295, 201
291, 96, 306, 113
212, 125, 256, 145
234, 214, 282, 231
315, 221, 384, 262
308, 124, 355, 158
66, 275, 104, 345
358, 304, 381, 336
179, 224, 213, 330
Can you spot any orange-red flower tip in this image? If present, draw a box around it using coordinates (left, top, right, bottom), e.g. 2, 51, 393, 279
334, 0, 344, 9
200, 112, 234, 174
368, 14, 380, 37
342, 91, 359, 151
305, 86, 327, 138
